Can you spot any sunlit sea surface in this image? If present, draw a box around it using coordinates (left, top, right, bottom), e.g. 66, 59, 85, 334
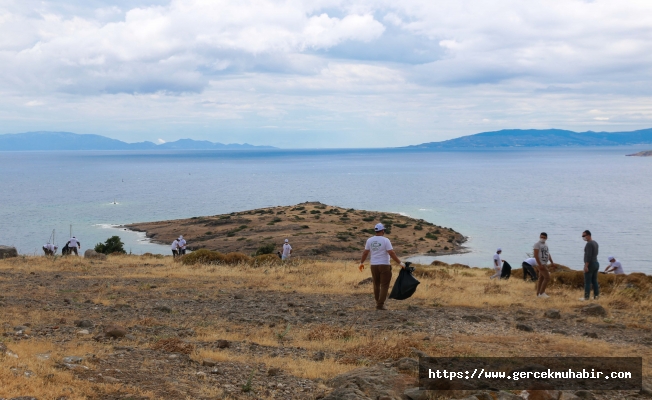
1, 147, 650, 273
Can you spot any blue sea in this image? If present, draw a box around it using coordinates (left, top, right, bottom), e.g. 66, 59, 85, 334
1, 147, 651, 273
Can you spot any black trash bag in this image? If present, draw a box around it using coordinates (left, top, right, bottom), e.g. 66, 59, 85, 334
389, 262, 420, 300
500, 261, 512, 279
61, 243, 70, 256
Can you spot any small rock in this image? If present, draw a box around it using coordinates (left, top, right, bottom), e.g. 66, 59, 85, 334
104, 325, 127, 338
580, 303, 607, 317
357, 277, 373, 285
154, 305, 172, 313
573, 390, 595, 399
103, 376, 120, 383
210, 368, 221, 375
520, 390, 561, 400
462, 315, 481, 322
559, 392, 580, 400
268, 367, 281, 376
124, 334, 136, 341
551, 329, 567, 335
404, 387, 428, 400
234, 293, 244, 300
202, 359, 217, 367
394, 357, 419, 371
216, 339, 230, 349
516, 323, 534, 332
312, 351, 325, 361
496, 392, 522, 400
76, 330, 90, 336
544, 309, 561, 319
62, 356, 84, 364
583, 332, 599, 339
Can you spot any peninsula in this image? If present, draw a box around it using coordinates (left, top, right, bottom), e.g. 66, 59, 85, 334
627, 150, 652, 157
126, 202, 466, 259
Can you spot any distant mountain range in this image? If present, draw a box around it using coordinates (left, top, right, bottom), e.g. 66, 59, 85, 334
407, 128, 652, 148
0, 131, 276, 151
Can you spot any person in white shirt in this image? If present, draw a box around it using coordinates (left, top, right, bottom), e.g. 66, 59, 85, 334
67, 237, 80, 255
490, 248, 505, 279
42, 243, 57, 256
282, 239, 292, 260
359, 223, 405, 311
171, 239, 179, 257
521, 258, 539, 281
178, 236, 187, 255
604, 256, 625, 275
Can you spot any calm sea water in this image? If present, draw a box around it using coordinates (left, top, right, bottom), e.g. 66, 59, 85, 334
1, 147, 650, 273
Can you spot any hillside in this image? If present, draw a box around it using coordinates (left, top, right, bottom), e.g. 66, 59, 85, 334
627, 150, 652, 157
125, 202, 466, 259
0, 131, 275, 151
408, 128, 652, 148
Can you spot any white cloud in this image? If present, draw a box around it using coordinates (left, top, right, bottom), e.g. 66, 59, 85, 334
1, 0, 652, 147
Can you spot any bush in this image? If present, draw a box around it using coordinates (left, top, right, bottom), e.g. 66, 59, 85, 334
222, 252, 253, 265
254, 243, 276, 256
181, 249, 225, 265
94, 236, 126, 255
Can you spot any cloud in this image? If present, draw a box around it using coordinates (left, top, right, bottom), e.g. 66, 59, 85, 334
1, 0, 652, 147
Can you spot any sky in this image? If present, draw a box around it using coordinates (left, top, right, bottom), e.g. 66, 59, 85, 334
1, 0, 652, 148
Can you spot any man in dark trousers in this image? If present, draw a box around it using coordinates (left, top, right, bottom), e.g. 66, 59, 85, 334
359, 223, 404, 311
580, 230, 600, 301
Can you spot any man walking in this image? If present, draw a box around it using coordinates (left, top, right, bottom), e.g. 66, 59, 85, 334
178, 236, 187, 255
580, 230, 600, 301
534, 232, 554, 298
67, 236, 80, 256
171, 238, 180, 258
359, 223, 404, 310
490, 248, 505, 279
282, 239, 292, 260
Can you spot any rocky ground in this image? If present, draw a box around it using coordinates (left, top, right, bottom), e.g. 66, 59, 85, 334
2, 262, 652, 399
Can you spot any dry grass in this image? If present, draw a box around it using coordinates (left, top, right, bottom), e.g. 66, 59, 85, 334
3, 254, 652, 397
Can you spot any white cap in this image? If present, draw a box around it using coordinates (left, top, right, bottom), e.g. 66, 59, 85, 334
496, 248, 502, 252
608, 255, 615, 261
374, 223, 385, 232
179, 235, 183, 239
284, 239, 289, 243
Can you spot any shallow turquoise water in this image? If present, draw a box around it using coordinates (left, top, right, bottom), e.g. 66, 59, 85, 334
1, 147, 650, 273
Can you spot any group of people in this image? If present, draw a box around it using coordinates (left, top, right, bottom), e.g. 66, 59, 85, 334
170, 236, 187, 257
490, 230, 625, 301
42, 236, 81, 256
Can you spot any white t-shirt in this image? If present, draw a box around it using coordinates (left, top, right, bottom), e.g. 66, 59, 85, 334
44, 243, 55, 251
609, 260, 624, 275
178, 239, 186, 249
524, 258, 537, 267
493, 253, 502, 268
365, 236, 393, 265
533, 241, 550, 264
282, 243, 292, 257
171, 240, 179, 250
69, 238, 79, 248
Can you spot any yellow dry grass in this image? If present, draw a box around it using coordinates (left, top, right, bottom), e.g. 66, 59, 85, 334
2, 254, 652, 398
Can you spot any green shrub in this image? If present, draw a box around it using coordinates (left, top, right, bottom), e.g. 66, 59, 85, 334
362, 217, 374, 222
254, 243, 276, 256
425, 232, 438, 240
94, 236, 126, 254
310, 210, 321, 214
414, 225, 423, 231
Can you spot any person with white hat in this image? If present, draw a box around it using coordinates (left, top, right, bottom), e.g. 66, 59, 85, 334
359, 223, 405, 310
178, 235, 187, 255
282, 239, 292, 260
490, 248, 505, 279
604, 256, 625, 275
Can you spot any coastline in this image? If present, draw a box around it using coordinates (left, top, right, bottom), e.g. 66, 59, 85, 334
124, 202, 467, 260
